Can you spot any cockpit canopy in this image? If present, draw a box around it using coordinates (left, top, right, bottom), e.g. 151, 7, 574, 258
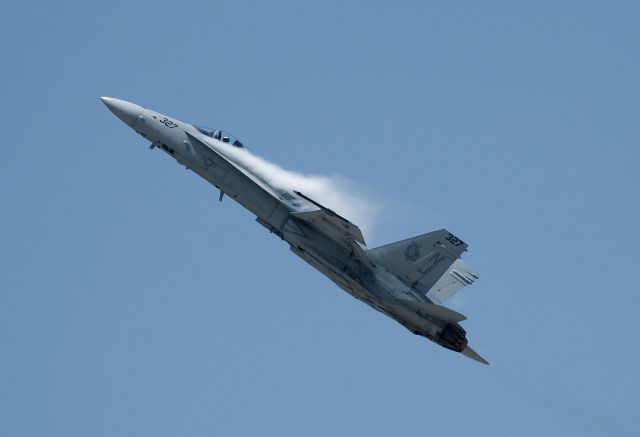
194, 126, 245, 148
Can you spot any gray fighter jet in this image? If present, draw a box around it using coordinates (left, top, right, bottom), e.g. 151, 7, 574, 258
101, 97, 487, 364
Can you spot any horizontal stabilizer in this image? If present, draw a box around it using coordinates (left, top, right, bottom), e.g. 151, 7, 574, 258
462, 345, 489, 365
400, 299, 467, 323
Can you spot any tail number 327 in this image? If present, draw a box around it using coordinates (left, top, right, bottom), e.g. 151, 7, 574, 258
445, 233, 465, 247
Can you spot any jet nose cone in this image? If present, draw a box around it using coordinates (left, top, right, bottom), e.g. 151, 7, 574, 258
100, 97, 142, 128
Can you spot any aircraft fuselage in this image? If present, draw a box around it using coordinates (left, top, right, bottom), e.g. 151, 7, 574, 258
101, 97, 477, 360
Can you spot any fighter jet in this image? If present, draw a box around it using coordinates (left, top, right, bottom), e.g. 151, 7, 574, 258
101, 97, 488, 364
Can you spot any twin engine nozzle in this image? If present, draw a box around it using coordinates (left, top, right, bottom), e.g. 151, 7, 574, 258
438, 323, 468, 352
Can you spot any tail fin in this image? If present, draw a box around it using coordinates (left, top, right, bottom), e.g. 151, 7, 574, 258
366, 229, 475, 299
427, 258, 479, 304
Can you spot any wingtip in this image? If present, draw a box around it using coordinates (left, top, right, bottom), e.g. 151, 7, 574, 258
462, 346, 489, 365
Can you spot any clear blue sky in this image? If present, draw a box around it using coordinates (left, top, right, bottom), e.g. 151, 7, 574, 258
2, 1, 639, 436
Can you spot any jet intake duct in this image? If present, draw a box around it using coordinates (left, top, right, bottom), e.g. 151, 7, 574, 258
438, 323, 468, 352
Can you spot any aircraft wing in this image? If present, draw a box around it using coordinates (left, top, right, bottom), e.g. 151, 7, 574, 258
186, 132, 281, 201
290, 191, 366, 247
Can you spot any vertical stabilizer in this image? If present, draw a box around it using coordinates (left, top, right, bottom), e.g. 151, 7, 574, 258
366, 229, 472, 297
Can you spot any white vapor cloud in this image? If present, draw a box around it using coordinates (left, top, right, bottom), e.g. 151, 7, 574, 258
210, 141, 380, 241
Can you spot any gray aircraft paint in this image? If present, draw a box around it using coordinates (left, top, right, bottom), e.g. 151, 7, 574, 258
101, 97, 487, 364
